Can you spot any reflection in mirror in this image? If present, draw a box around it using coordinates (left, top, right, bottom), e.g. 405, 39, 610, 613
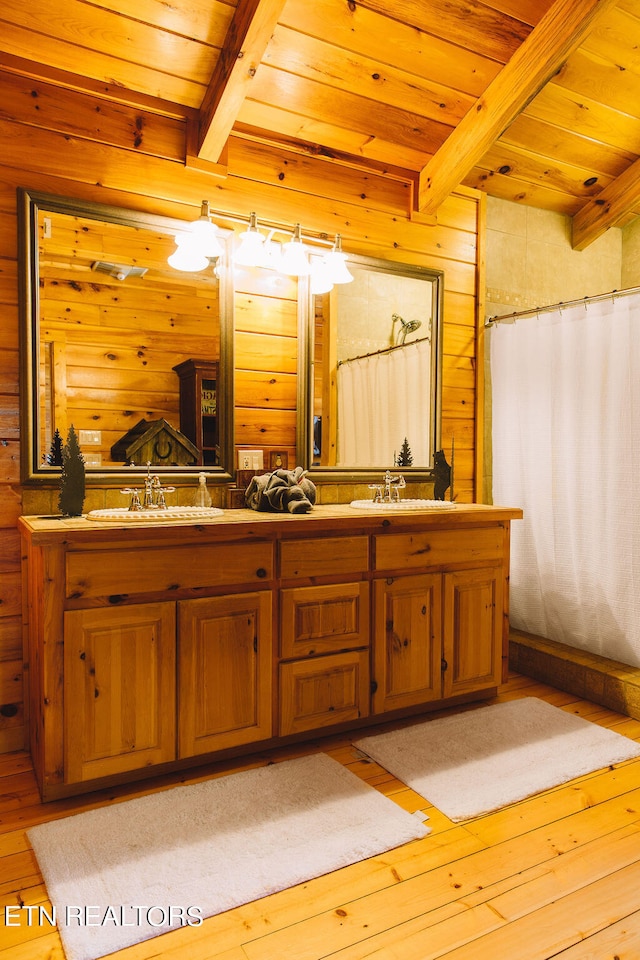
303, 255, 443, 475
19, 190, 234, 482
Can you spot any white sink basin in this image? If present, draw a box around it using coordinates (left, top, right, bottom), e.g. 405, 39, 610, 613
86, 506, 225, 522
349, 499, 457, 510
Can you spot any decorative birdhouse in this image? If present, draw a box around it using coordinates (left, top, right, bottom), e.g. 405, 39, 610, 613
110, 419, 199, 466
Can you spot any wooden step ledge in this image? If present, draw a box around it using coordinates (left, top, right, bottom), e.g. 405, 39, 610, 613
509, 629, 640, 719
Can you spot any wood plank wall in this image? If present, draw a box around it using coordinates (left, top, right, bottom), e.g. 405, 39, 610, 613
0, 64, 482, 754
234, 267, 298, 466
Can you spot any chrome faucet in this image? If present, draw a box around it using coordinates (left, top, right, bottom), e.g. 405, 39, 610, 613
368, 470, 406, 503
120, 462, 175, 511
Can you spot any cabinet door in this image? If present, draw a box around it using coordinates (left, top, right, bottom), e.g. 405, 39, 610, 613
64, 603, 176, 784
280, 650, 369, 736
442, 566, 503, 698
178, 592, 272, 758
373, 574, 442, 713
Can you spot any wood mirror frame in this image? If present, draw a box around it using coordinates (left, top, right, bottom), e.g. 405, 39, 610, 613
18, 189, 234, 485
297, 254, 444, 482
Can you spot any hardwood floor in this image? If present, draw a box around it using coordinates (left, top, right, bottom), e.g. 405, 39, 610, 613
3, 672, 640, 960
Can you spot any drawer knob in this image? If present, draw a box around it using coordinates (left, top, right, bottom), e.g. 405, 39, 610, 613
256, 567, 267, 578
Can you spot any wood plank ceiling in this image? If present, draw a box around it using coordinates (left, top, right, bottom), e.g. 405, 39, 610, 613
2, 0, 640, 248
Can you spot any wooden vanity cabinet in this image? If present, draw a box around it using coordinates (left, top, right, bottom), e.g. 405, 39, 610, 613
65, 591, 273, 786
21, 524, 276, 800
19, 504, 520, 800
278, 536, 370, 736
279, 582, 370, 735
372, 528, 507, 713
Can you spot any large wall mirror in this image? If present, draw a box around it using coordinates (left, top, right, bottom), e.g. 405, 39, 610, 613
18, 189, 234, 483
299, 254, 444, 479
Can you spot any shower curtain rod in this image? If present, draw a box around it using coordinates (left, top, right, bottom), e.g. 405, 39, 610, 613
485, 283, 640, 327
337, 335, 430, 366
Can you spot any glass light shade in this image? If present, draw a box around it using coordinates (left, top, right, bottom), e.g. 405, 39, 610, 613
323, 252, 353, 284
167, 200, 223, 269
190, 217, 224, 259
323, 235, 353, 284
261, 238, 283, 271
235, 215, 266, 267
280, 224, 311, 276
310, 259, 334, 294
167, 236, 209, 272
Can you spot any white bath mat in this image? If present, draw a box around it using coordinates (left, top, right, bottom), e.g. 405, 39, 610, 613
354, 697, 640, 822
27, 753, 429, 960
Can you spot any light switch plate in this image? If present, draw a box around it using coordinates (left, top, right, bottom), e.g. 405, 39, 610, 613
79, 429, 101, 445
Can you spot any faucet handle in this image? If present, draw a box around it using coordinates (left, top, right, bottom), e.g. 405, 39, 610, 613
387, 472, 406, 501
119, 487, 142, 511
367, 483, 384, 502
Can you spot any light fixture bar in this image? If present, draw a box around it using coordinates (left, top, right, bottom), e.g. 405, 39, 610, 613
167, 202, 351, 290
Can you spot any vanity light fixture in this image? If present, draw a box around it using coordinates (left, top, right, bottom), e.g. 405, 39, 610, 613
309, 256, 334, 294
322, 234, 354, 285
189, 201, 225, 257
167, 203, 353, 290
309, 234, 354, 293
167, 200, 224, 272
167, 239, 209, 273
234, 211, 266, 267
279, 223, 311, 276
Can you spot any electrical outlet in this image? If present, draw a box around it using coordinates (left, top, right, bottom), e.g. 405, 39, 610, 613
238, 450, 263, 470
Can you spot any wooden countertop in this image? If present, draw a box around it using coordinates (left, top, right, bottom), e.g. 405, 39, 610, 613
18, 502, 523, 547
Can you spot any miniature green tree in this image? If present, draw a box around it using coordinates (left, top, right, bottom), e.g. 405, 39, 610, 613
45, 428, 64, 466
396, 437, 413, 467
58, 425, 86, 516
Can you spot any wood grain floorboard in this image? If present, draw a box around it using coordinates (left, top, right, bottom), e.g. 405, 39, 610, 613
1, 672, 639, 960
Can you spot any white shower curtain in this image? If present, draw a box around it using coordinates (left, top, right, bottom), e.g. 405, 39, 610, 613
491, 293, 640, 667
337, 338, 431, 467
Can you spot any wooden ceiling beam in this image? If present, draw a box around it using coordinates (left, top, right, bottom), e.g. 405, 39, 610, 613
416, 0, 619, 216
197, 0, 287, 164
572, 155, 640, 249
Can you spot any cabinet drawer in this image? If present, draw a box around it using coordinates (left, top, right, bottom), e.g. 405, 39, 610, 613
279, 650, 370, 736
374, 527, 504, 572
66, 541, 273, 599
279, 536, 368, 580
281, 582, 369, 658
